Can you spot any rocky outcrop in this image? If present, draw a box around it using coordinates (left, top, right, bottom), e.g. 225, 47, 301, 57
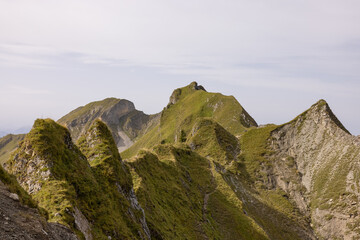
269, 100, 360, 239
5, 119, 96, 239
73, 207, 92, 240
0, 180, 78, 240
77, 120, 151, 239
168, 81, 206, 106
58, 98, 159, 152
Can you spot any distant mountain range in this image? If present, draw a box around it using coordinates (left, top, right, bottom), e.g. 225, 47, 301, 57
0, 82, 359, 239
0, 126, 31, 138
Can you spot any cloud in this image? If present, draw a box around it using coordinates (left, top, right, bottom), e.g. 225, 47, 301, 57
1, 0, 359, 66
0, 43, 64, 68
0, 85, 52, 95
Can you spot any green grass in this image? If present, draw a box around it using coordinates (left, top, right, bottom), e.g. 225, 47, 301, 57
77, 119, 148, 239
187, 118, 240, 165
33, 180, 75, 226
6, 119, 144, 239
122, 82, 257, 159
238, 125, 278, 182
128, 145, 268, 239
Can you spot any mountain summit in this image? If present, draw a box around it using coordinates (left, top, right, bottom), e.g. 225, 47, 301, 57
58, 98, 159, 152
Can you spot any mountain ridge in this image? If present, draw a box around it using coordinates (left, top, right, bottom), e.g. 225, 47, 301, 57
0, 82, 358, 239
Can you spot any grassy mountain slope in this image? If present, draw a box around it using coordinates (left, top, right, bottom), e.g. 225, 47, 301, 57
77, 119, 151, 239
186, 119, 315, 239
122, 82, 257, 159
0, 134, 25, 165
123, 81, 315, 239
128, 145, 268, 239
5, 119, 148, 239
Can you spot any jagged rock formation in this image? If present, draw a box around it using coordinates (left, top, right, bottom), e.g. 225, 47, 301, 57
58, 98, 160, 152
0, 82, 359, 239
77, 120, 151, 239
5, 119, 150, 239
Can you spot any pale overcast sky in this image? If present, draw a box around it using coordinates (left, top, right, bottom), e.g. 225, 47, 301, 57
0, 0, 359, 135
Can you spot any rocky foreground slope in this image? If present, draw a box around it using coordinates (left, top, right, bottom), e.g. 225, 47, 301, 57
0, 82, 359, 239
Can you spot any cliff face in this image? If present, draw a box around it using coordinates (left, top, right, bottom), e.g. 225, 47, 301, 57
268, 100, 360, 239
58, 98, 159, 152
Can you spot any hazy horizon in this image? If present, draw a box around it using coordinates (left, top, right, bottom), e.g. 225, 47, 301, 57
1, 1, 359, 135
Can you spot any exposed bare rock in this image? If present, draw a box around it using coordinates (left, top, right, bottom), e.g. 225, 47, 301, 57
269, 100, 360, 239
58, 98, 160, 152
73, 207, 92, 240
168, 81, 206, 106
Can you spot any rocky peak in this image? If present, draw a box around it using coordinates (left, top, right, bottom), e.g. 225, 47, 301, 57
269, 99, 359, 239
5, 119, 99, 239
168, 81, 206, 105
58, 98, 158, 152
4, 119, 78, 194
100, 99, 135, 125
287, 99, 350, 136
77, 119, 151, 239
310, 99, 350, 134
77, 119, 123, 167
190, 81, 206, 91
